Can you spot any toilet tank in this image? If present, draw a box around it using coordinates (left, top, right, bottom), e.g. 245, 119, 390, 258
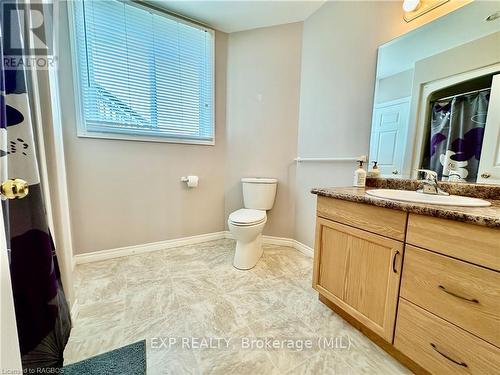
241, 178, 278, 210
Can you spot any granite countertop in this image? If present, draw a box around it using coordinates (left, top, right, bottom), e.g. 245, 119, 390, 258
311, 179, 500, 228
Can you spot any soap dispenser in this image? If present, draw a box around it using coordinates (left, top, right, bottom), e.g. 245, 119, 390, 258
368, 161, 380, 178
353, 160, 367, 187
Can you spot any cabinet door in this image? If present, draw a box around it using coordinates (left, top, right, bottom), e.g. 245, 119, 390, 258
313, 217, 404, 342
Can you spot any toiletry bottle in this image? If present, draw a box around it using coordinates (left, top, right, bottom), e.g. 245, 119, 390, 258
370, 161, 380, 178
353, 160, 367, 187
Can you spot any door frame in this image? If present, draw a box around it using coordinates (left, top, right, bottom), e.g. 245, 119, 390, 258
27, 1, 76, 307
477, 74, 500, 184
33, 59, 77, 307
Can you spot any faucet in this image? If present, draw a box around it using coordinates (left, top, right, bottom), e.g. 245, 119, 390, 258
416, 169, 449, 196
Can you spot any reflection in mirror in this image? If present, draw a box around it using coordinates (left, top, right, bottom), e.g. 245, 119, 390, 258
369, 1, 500, 184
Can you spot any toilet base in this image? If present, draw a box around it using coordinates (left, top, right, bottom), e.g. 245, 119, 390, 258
233, 234, 263, 270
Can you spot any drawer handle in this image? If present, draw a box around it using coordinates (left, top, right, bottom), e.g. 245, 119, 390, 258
392, 250, 400, 273
430, 343, 468, 368
438, 285, 479, 304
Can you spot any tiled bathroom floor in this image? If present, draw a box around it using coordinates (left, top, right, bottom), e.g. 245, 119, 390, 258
64, 239, 410, 374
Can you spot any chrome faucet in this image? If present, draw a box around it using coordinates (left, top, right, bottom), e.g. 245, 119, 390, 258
417, 169, 449, 196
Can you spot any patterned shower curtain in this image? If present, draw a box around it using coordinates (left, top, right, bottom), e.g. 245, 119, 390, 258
0, 0, 71, 370
423, 90, 490, 182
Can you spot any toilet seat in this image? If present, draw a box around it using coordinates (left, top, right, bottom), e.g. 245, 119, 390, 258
229, 209, 266, 226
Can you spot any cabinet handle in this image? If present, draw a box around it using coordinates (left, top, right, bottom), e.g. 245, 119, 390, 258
392, 250, 400, 273
430, 343, 468, 368
438, 285, 479, 304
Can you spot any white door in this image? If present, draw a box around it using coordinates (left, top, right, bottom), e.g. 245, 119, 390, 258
369, 97, 410, 176
0, 200, 22, 371
477, 74, 500, 184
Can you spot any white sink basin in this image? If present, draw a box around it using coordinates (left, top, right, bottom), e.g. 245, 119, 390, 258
366, 189, 491, 207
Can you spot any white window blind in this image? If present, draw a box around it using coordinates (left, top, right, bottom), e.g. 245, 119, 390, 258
71, 0, 214, 144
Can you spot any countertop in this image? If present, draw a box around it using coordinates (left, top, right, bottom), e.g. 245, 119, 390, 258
311, 185, 500, 228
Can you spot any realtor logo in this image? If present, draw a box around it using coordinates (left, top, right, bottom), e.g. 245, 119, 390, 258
1, 1, 56, 68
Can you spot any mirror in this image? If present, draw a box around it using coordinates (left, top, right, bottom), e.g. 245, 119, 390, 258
369, 1, 500, 184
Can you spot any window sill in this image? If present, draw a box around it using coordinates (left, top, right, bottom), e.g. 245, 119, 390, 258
76, 130, 215, 146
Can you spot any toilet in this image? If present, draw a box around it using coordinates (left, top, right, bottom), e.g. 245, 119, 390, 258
228, 177, 278, 269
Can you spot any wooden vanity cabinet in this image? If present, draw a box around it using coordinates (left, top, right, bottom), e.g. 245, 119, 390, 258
316, 196, 407, 240
407, 214, 500, 270
313, 198, 405, 342
313, 197, 500, 375
400, 245, 500, 347
395, 299, 500, 375
395, 214, 500, 374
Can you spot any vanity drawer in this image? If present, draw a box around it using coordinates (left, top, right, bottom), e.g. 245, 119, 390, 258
316, 196, 406, 241
401, 245, 500, 347
395, 299, 500, 375
407, 214, 500, 271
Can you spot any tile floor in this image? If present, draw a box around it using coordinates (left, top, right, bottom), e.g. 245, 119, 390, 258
64, 239, 410, 374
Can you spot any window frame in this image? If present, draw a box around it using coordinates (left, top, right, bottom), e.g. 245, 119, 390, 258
67, 0, 216, 145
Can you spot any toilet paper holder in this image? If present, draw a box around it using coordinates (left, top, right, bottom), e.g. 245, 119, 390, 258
181, 175, 199, 188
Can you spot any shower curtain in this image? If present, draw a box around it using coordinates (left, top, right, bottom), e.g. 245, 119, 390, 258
423, 90, 490, 182
0, 0, 71, 370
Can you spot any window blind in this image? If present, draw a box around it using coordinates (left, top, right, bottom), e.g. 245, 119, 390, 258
72, 0, 214, 143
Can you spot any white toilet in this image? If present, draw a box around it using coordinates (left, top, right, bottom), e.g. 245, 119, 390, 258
228, 177, 278, 270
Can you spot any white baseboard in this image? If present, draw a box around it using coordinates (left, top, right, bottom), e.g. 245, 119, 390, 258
262, 235, 295, 247
292, 239, 314, 258
72, 231, 313, 266
259, 235, 314, 258
73, 231, 226, 265
224, 231, 313, 257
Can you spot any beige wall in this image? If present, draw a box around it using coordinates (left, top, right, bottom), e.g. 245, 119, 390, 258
294, 1, 415, 247
57, 0, 466, 254
413, 31, 500, 85
59, 6, 302, 253
58, 1, 228, 254
376, 69, 414, 104
224, 22, 303, 238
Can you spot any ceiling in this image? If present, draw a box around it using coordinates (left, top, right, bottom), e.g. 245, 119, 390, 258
150, 0, 326, 33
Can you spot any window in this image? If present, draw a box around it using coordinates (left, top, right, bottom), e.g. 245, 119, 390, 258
70, 0, 215, 144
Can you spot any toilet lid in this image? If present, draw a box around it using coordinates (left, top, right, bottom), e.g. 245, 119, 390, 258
229, 209, 266, 226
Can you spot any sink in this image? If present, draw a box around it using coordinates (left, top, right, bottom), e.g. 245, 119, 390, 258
366, 189, 491, 207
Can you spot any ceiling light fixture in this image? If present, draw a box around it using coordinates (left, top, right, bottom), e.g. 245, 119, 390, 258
403, 0, 450, 23
403, 0, 421, 13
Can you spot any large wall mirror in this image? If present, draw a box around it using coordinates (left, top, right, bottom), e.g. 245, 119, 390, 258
369, 1, 500, 184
